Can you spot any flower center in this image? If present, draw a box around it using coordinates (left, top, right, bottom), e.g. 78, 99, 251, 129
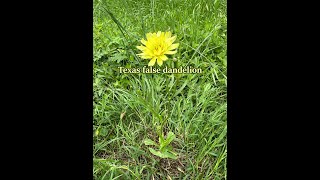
154, 45, 163, 56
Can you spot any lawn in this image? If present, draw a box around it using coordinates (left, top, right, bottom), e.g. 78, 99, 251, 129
93, 0, 227, 179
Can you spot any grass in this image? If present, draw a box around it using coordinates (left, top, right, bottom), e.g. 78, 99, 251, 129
93, 0, 227, 179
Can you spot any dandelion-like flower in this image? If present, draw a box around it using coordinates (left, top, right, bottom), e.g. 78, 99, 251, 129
136, 31, 179, 66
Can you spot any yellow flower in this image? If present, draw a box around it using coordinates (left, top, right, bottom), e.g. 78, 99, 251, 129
136, 31, 179, 66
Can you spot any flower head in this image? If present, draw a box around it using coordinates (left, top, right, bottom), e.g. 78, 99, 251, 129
136, 31, 179, 66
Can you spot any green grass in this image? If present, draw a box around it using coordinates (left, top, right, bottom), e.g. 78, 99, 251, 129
93, 0, 227, 179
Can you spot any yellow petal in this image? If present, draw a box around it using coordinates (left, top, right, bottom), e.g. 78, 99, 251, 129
141, 55, 152, 59
166, 35, 177, 45
159, 55, 168, 61
161, 32, 165, 38
164, 50, 177, 55
170, 35, 177, 42
168, 43, 179, 50
138, 51, 153, 57
157, 59, 163, 66
137, 46, 146, 51
165, 31, 172, 39
141, 39, 147, 45
148, 57, 157, 66
157, 31, 161, 37
146, 33, 153, 40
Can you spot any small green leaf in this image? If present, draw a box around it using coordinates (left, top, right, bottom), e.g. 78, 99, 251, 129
160, 131, 176, 150
159, 136, 164, 145
149, 148, 166, 158
144, 139, 158, 146
162, 151, 178, 160
148, 148, 178, 159
109, 53, 127, 63
99, 128, 108, 137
